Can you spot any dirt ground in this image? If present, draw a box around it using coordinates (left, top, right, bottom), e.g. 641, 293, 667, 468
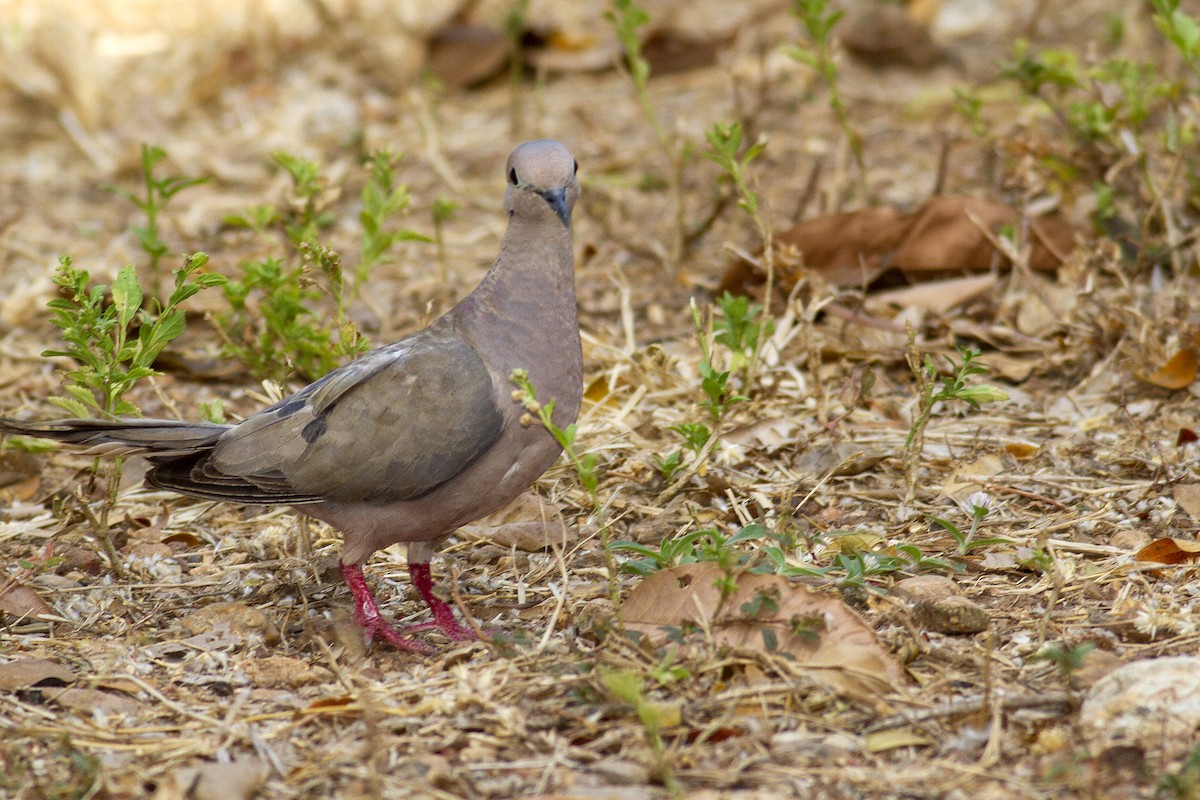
3, 1, 1200, 798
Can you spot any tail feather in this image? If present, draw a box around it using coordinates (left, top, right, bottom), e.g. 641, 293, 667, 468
0, 418, 229, 459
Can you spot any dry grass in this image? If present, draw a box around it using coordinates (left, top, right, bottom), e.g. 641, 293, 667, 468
3, 1, 1200, 798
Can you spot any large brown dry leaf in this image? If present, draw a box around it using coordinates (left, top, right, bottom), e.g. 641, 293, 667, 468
721, 195, 1078, 294
0, 581, 55, 619
1133, 538, 1200, 565
0, 657, 76, 690
623, 564, 908, 698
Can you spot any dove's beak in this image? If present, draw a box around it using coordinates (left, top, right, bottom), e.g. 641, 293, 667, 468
538, 188, 571, 227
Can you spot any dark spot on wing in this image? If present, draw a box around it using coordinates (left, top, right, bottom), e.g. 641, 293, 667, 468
301, 416, 327, 443
274, 397, 308, 418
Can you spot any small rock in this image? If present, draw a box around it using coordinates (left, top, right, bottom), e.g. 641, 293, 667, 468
242, 655, 331, 689
589, 758, 651, 785
912, 596, 990, 634
1110, 529, 1151, 551
181, 602, 280, 646
167, 758, 267, 800
770, 730, 863, 762
1080, 656, 1200, 761
893, 575, 961, 603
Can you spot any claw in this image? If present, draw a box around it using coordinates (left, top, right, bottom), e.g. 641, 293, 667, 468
337, 561, 478, 652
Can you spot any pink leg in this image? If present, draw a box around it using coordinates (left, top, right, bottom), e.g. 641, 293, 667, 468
338, 561, 432, 654
405, 562, 478, 641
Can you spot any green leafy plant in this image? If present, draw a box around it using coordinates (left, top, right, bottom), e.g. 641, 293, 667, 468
42, 253, 222, 578
599, 668, 682, 796
786, 0, 865, 196
1153, 0, 1200, 76
219, 150, 425, 382
358, 149, 430, 286
712, 290, 773, 381
655, 297, 752, 496
903, 341, 1008, 497
606, 0, 690, 273
45, 254, 225, 418
511, 369, 618, 611
933, 491, 1011, 555
106, 144, 208, 292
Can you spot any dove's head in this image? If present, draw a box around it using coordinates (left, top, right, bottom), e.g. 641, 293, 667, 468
504, 140, 579, 228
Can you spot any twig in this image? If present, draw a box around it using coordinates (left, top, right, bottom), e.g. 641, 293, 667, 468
865, 691, 1077, 733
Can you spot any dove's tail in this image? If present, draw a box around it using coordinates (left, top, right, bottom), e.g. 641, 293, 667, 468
0, 417, 229, 460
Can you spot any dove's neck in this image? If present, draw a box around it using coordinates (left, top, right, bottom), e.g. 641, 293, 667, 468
454, 214, 581, 418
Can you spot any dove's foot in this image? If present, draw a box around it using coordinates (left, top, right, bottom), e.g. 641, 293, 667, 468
338, 561, 433, 654
407, 561, 479, 641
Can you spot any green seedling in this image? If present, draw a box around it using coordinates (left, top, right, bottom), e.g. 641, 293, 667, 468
903, 340, 1008, 498
358, 149, 430, 286
505, 0, 531, 134
511, 369, 618, 612
431, 195, 460, 281
45, 254, 224, 419
713, 290, 774, 382
654, 300, 748, 499
933, 491, 1011, 555
606, 0, 690, 273
600, 668, 682, 796
1153, 0, 1200, 76
106, 144, 208, 293
1030, 641, 1097, 681
272, 151, 332, 247
42, 253, 222, 578
786, 0, 865, 197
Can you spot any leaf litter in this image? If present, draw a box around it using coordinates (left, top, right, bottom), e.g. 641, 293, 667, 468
1, 0, 1199, 798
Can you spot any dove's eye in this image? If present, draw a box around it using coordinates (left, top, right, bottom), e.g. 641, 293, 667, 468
508, 167, 519, 185
572, 159, 578, 176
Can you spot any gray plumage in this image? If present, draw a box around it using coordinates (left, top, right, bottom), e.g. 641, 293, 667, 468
1, 140, 582, 648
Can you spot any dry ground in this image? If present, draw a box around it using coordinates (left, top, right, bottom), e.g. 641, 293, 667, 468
3, 1, 1200, 798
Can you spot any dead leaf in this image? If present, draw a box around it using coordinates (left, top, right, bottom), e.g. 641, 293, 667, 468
0, 581, 55, 619
44, 686, 141, 716
161, 530, 204, 548
427, 24, 509, 89
721, 195, 1077, 295
723, 416, 800, 451
301, 696, 360, 717
1140, 349, 1199, 390
1175, 485, 1200, 521
0, 658, 76, 690
867, 273, 994, 314
939, 454, 1004, 503
865, 726, 935, 752
1134, 538, 1200, 565
1179, 427, 1199, 446
1002, 441, 1039, 459
623, 564, 908, 699
0, 449, 41, 489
